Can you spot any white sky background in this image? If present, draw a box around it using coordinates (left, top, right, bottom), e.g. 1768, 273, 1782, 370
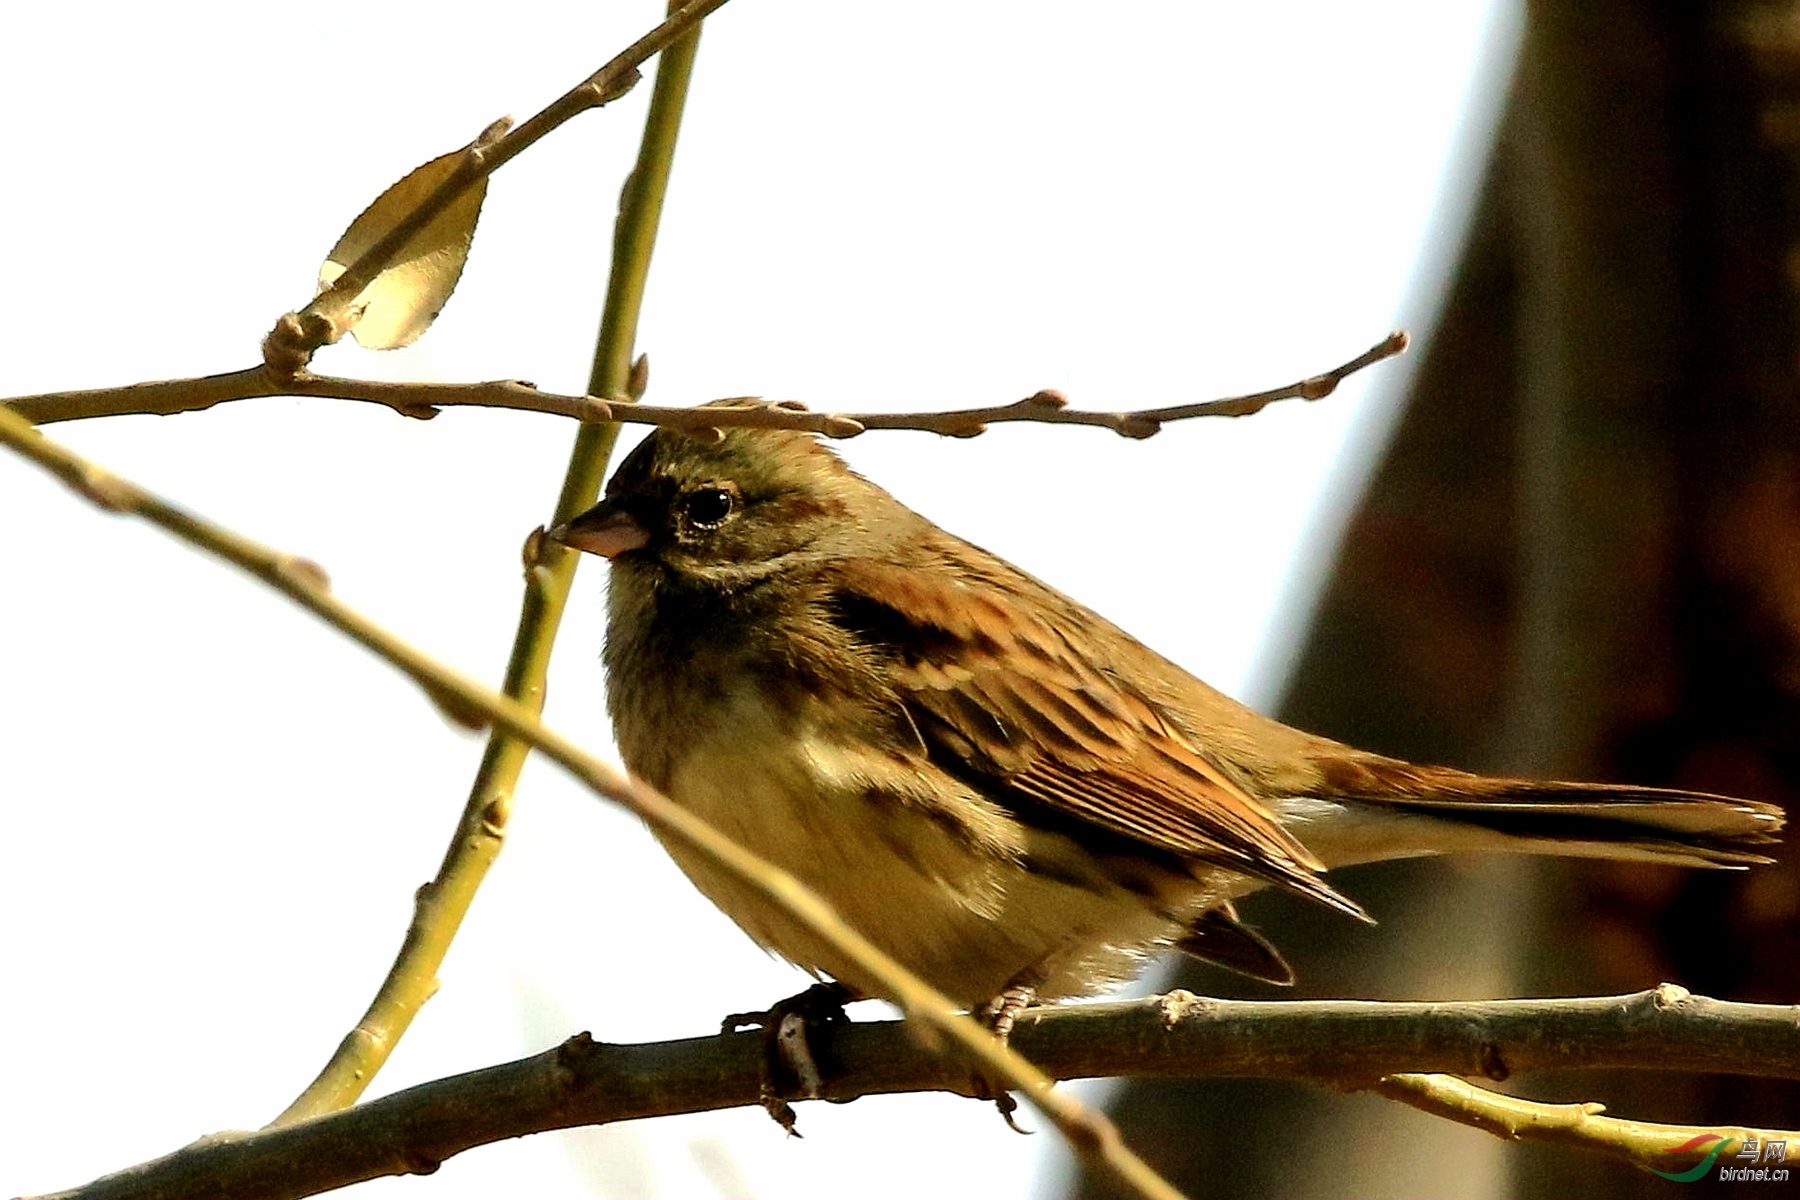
1, 3, 1519, 1198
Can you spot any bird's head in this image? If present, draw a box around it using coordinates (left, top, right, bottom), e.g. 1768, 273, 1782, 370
552, 403, 902, 590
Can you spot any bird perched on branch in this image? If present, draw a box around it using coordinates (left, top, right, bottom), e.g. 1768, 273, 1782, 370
553, 403, 1784, 1025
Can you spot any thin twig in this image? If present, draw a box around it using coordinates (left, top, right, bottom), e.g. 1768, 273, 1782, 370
29, 987, 1799, 1200
1371, 1073, 1798, 1180
262, 0, 735, 371
6, 332, 1409, 435
846, 330, 1409, 438
0, 401, 1183, 1200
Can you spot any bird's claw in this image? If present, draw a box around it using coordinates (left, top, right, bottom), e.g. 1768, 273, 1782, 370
723, 981, 857, 1135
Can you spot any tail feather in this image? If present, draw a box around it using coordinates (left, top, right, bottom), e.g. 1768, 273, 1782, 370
1308, 756, 1785, 869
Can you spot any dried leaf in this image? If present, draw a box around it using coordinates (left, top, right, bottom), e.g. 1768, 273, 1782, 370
318, 150, 489, 349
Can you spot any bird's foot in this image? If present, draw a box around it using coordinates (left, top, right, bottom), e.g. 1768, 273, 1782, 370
978, 979, 1039, 1044
970, 977, 1041, 1134
723, 981, 859, 1135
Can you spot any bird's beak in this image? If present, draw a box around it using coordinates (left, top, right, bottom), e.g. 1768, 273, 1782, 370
550, 501, 651, 559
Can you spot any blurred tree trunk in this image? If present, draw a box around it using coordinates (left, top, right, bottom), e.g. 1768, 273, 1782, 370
1072, 2, 1800, 1196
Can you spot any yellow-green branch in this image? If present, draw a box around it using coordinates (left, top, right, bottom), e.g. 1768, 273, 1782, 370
271, 0, 705, 1128
1372, 1072, 1799, 1180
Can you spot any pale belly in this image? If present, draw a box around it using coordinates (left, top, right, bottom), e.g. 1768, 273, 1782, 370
646, 685, 1201, 1008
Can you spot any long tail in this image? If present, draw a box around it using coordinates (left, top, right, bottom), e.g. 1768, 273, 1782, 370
1180, 755, 1783, 985
1289, 755, 1785, 870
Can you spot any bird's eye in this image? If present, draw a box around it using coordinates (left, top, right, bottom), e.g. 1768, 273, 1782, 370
682, 487, 735, 529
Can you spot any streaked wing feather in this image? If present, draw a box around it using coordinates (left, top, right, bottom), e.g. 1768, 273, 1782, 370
830, 554, 1365, 916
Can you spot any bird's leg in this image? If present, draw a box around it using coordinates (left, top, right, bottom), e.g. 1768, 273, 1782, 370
970, 966, 1047, 1134
722, 980, 860, 1135
978, 978, 1040, 1044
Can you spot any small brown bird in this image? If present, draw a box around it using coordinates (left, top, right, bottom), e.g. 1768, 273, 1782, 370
554, 408, 1784, 1016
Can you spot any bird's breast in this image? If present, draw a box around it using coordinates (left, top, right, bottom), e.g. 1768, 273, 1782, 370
617, 677, 1195, 1005
656, 679, 1014, 901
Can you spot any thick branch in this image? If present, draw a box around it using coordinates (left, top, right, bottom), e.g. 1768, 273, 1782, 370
5, 332, 1408, 434
1023, 984, 1800, 1083
33, 986, 1799, 1200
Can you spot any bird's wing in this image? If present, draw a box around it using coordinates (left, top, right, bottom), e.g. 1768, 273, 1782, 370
827, 554, 1366, 918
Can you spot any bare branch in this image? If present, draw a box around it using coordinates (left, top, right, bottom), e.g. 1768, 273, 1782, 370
845, 329, 1410, 438
31, 986, 1799, 1200
6, 333, 1408, 437
6, 368, 293, 425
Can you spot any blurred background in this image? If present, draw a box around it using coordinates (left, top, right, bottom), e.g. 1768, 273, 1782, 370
1080, 4, 1800, 1197
2, 2, 1794, 1198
